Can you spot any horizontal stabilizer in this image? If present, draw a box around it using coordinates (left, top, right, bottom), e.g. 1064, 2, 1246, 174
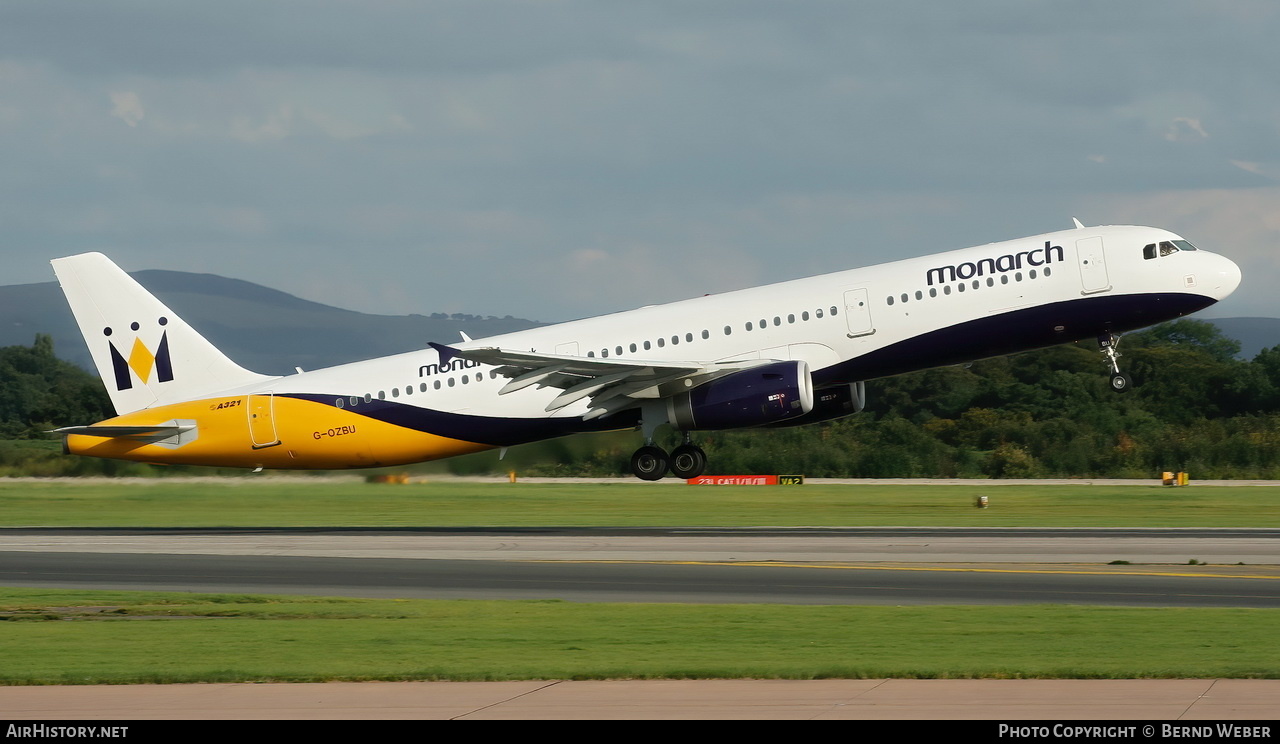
51, 424, 194, 438
51, 421, 198, 449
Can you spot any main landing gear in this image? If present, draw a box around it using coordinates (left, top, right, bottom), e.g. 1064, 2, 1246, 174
629, 401, 708, 480
1098, 333, 1132, 393
630, 438, 708, 481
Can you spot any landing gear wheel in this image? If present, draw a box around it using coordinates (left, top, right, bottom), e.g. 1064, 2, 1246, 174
1098, 334, 1132, 394
669, 444, 708, 480
630, 445, 670, 481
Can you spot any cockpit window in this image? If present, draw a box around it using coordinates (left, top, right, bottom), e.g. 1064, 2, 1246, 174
1144, 240, 1199, 260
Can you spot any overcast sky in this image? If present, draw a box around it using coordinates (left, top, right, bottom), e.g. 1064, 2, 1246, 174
3, 1, 1278, 323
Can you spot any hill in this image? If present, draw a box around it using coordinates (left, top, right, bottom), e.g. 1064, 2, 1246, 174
0, 270, 543, 376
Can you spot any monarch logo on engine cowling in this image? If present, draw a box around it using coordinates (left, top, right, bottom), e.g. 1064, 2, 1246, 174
926, 241, 1064, 286
104, 318, 174, 391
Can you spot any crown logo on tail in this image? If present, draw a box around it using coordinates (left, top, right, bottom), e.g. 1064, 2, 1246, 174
105, 319, 174, 391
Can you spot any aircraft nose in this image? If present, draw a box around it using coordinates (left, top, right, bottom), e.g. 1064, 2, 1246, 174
1212, 253, 1242, 300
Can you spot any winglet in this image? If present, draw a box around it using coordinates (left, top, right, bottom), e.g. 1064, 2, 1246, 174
428, 342, 461, 365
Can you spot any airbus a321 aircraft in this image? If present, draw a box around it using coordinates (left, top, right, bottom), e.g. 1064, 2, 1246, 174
51, 221, 1241, 480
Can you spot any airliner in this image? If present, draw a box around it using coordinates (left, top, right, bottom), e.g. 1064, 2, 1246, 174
51, 220, 1241, 480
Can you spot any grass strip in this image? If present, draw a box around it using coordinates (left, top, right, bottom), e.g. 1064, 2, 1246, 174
3, 481, 1280, 527
1, 588, 1277, 684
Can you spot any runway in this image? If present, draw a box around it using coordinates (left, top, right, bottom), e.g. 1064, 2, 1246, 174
2, 527, 1278, 606
4, 526, 1279, 720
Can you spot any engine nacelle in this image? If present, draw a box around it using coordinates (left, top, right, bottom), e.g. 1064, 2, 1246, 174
667, 360, 814, 430
764, 381, 865, 428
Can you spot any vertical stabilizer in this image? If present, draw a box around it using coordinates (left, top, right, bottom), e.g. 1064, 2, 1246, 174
51, 253, 275, 415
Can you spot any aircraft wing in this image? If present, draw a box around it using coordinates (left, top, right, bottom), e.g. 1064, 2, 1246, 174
429, 342, 768, 420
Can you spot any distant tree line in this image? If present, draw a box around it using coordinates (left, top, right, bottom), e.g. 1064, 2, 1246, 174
6, 320, 1280, 478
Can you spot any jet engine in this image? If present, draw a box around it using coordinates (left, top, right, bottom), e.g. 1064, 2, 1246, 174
666, 360, 814, 430
764, 381, 865, 428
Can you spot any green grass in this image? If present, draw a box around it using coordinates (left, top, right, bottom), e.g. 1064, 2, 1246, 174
2, 479, 1279, 527
1, 588, 1277, 684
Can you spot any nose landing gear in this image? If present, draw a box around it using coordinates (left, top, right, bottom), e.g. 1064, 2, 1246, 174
1099, 333, 1132, 393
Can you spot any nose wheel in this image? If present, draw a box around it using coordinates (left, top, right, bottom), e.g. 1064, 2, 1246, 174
1099, 334, 1132, 393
